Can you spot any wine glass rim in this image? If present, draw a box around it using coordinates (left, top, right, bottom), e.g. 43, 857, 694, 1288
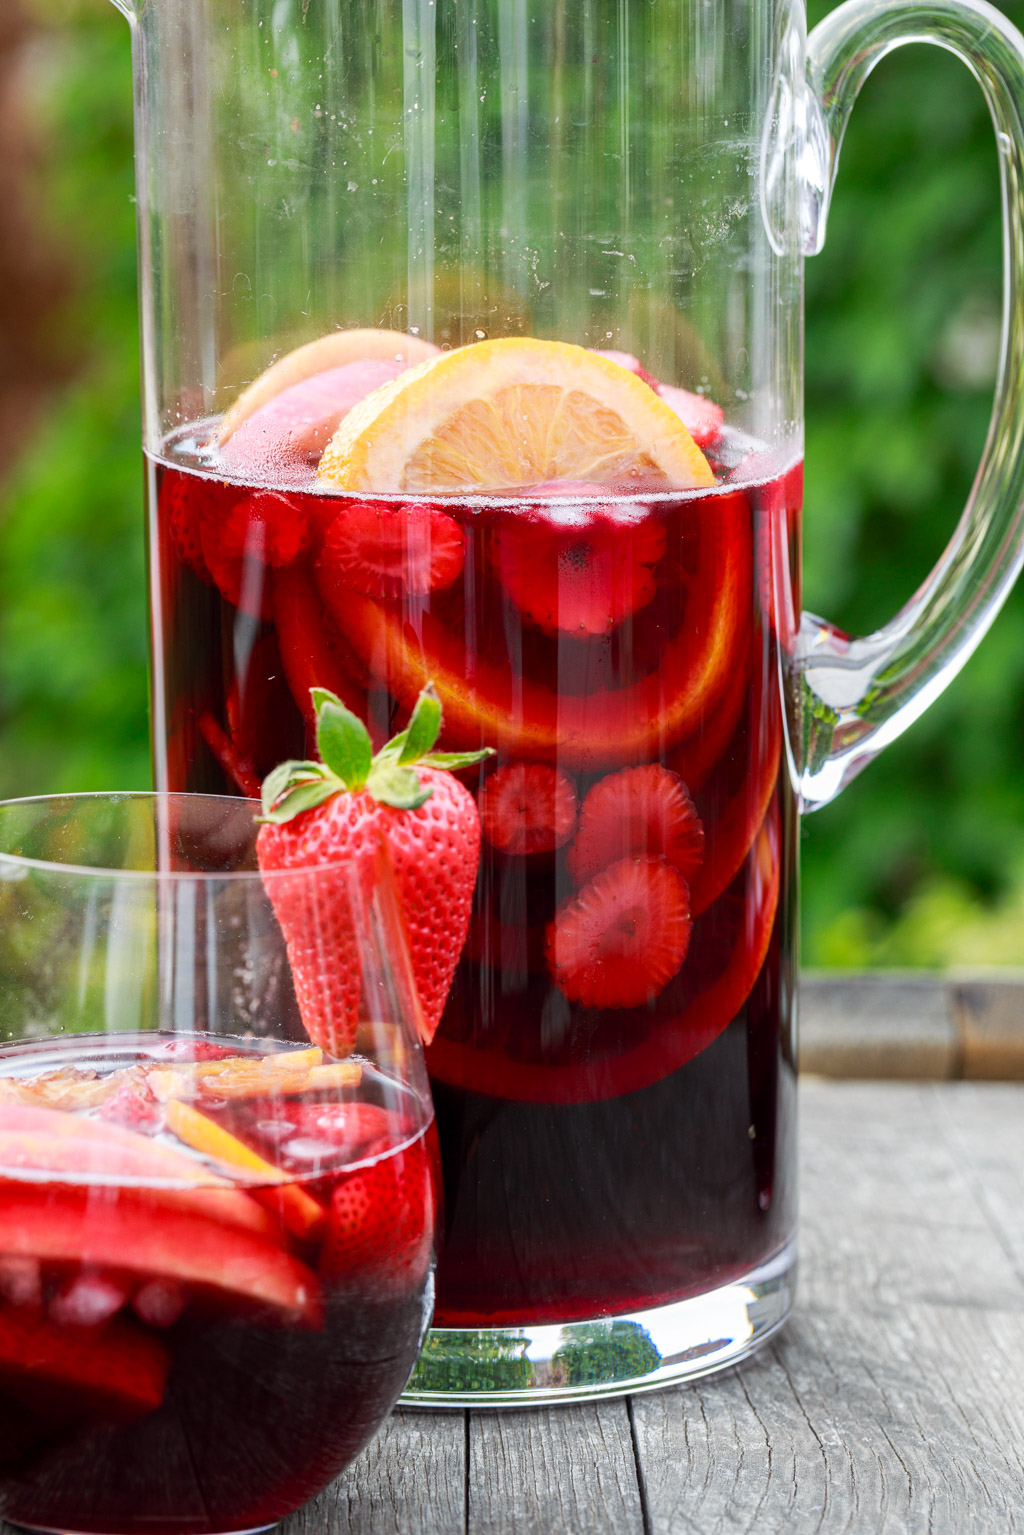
0, 790, 360, 883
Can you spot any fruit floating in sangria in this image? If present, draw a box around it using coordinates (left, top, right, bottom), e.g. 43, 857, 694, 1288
0, 1035, 437, 1533
150, 329, 801, 1327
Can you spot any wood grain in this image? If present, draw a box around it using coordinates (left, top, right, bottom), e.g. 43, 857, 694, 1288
282, 1409, 465, 1535
631, 1081, 1024, 1534
467, 1401, 645, 1535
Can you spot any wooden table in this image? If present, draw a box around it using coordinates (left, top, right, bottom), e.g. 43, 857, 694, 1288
287, 1077, 1024, 1535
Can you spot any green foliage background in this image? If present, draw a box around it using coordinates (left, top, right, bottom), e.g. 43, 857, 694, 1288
2, 0, 1024, 968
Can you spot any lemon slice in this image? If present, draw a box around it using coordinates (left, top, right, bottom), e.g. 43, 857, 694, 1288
218, 327, 440, 444
317, 338, 716, 493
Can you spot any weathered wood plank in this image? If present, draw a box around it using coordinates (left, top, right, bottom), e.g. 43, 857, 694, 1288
282, 1409, 465, 1535
951, 977, 1024, 1080
932, 1080, 1024, 1280
467, 1401, 644, 1535
631, 1081, 1024, 1535
800, 974, 958, 1079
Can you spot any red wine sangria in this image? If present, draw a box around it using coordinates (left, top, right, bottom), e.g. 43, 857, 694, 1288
0, 1035, 437, 1534
149, 334, 802, 1394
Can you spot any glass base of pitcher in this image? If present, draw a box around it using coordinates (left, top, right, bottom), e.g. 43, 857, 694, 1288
401, 1240, 796, 1408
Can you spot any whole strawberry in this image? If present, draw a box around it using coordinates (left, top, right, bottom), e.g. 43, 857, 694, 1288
257, 684, 491, 1054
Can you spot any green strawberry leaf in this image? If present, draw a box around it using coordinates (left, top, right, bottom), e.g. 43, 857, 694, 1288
316, 698, 373, 789
367, 763, 435, 810
260, 760, 323, 819
258, 775, 338, 825
420, 748, 496, 770
396, 684, 443, 764
310, 686, 344, 716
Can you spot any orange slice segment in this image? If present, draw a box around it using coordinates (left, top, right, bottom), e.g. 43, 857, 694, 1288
164, 1100, 326, 1241
318, 338, 716, 494
218, 328, 440, 444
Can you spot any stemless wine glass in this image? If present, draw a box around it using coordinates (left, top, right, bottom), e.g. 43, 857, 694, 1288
0, 792, 438, 1535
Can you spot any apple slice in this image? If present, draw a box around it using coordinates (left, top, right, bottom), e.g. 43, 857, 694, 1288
0, 1307, 169, 1417
218, 328, 440, 444
0, 1183, 321, 1323
0, 1103, 219, 1184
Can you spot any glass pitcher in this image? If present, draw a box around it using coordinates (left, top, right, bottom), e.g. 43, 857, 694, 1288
111, 0, 1024, 1402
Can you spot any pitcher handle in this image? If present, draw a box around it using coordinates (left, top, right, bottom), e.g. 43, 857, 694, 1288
792, 0, 1024, 808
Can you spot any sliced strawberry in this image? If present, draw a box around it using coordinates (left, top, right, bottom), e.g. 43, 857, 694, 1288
317, 500, 465, 599
657, 384, 725, 449
478, 763, 578, 855
201, 533, 274, 620
199, 490, 309, 619
430, 806, 781, 1104
566, 765, 704, 886
317, 1132, 435, 1290
487, 488, 667, 636
546, 856, 691, 1009
0, 1307, 169, 1417
220, 358, 407, 470
160, 471, 237, 584
199, 710, 262, 798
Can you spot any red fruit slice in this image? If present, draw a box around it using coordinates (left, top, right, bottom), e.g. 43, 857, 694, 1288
427, 803, 781, 1104
199, 490, 309, 620
566, 764, 704, 886
546, 857, 692, 1009
666, 627, 752, 795
0, 1183, 321, 1323
317, 491, 752, 769
478, 763, 578, 855
273, 564, 375, 744
318, 1132, 436, 1290
317, 500, 465, 599
220, 359, 407, 470
0, 1307, 169, 1417
199, 711, 262, 798
487, 489, 667, 636
161, 471, 240, 585
657, 384, 725, 449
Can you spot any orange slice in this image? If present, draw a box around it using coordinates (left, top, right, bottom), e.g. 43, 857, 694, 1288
165, 1100, 326, 1241
218, 328, 440, 444
317, 338, 716, 494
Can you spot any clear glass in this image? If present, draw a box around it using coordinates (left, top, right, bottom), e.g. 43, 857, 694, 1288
0, 793, 438, 1533
109, 0, 1024, 1399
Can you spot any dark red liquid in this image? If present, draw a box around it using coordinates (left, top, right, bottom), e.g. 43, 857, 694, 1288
149, 431, 802, 1328
0, 1037, 437, 1533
